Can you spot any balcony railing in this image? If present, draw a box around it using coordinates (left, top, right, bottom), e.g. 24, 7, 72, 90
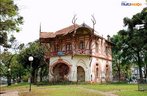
50, 49, 91, 57
73, 49, 91, 55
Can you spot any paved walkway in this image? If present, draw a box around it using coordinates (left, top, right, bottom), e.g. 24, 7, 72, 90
79, 87, 118, 96
0, 91, 19, 96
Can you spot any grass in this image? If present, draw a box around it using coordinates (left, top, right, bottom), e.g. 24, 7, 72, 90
81, 83, 147, 96
20, 86, 102, 96
1, 82, 147, 96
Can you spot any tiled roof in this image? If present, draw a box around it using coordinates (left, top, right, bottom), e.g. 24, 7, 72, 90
40, 32, 56, 38
40, 24, 80, 38
40, 23, 101, 39
40, 23, 113, 44
55, 24, 80, 35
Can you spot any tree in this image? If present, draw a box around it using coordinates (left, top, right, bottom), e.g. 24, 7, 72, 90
18, 41, 47, 84
0, 0, 23, 46
0, 35, 25, 85
112, 8, 147, 81
0, 51, 13, 85
10, 54, 26, 83
122, 8, 147, 80
111, 31, 132, 81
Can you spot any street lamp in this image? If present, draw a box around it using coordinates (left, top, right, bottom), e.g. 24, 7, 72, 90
28, 56, 34, 92
8, 68, 11, 86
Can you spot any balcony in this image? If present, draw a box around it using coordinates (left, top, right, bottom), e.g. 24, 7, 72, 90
50, 49, 91, 57
73, 49, 91, 55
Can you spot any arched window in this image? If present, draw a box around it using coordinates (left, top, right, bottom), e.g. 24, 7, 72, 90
96, 68, 99, 77
66, 43, 72, 51
105, 64, 110, 81
79, 41, 85, 49
96, 64, 99, 78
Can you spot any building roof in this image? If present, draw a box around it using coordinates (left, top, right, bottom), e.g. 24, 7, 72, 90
40, 24, 80, 39
55, 24, 80, 36
40, 23, 100, 39
40, 32, 56, 38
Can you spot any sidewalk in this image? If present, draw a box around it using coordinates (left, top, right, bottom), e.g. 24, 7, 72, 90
0, 91, 19, 96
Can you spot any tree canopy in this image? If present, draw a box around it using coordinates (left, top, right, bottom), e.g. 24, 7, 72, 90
18, 41, 48, 83
0, 0, 23, 46
112, 7, 147, 81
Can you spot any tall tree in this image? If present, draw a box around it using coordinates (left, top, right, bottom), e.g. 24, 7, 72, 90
111, 31, 132, 82
122, 8, 147, 80
112, 8, 147, 81
0, 0, 23, 85
0, 0, 23, 46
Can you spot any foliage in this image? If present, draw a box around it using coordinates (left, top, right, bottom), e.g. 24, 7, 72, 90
0, 0, 23, 46
18, 41, 47, 83
0, 51, 12, 76
112, 7, 147, 80
0, 35, 26, 85
111, 31, 132, 81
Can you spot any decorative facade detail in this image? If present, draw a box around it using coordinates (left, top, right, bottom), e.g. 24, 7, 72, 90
40, 23, 113, 83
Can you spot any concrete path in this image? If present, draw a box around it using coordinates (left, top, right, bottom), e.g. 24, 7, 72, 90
79, 87, 118, 96
0, 91, 19, 96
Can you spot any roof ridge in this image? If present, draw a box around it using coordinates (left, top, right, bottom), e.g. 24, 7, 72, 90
55, 24, 79, 33
55, 24, 80, 35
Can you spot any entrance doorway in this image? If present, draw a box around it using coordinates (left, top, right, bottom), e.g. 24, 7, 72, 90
53, 63, 70, 81
77, 66, 85, 82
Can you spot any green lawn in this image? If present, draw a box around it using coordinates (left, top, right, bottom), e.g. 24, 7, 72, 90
1, 83, 147, 96
81, 83, 147, 96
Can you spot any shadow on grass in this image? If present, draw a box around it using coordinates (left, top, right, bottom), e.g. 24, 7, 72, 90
36, 81, 91, 86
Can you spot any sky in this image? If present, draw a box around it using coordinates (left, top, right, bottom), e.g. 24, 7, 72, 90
14, 0, 146, 44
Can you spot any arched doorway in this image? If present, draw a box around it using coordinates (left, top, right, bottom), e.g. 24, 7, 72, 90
53, 63, 70, 81
77, 66, 85, 82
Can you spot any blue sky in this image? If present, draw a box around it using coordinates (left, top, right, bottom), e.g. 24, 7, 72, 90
14, 0, 146, 44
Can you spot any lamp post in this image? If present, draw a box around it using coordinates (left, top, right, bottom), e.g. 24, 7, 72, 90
28, 56, 34, 92
7, 68, 11, 86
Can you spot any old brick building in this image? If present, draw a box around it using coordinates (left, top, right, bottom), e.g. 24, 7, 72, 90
40, 23, 113, 83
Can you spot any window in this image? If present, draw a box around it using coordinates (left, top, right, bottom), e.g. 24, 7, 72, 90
95, 42, 99, 53
96, 64, 99, 77
54, 45, 59, 51
106, 65, 109, 76
96, 68, 99, 77
105, 64, 110, 81
105, 46, 111, 55
66, 43, 72, 51
105, 46, 109, 55
79, 41, 85, 49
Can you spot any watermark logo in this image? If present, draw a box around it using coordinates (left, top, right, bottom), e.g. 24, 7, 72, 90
121, 1, 142, 6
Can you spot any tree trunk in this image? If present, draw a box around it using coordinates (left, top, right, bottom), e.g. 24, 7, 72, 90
48, 61, 50, 82
137, 51, 143, 81
32, 69, 37, 84
7, 73, 11, 86
117, 59, 121, 82
40, 68, 43, 82
118, 63, 121, 82
145, 63, 147, 79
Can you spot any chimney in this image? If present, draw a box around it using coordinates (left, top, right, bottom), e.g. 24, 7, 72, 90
107, 35, 110, 41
